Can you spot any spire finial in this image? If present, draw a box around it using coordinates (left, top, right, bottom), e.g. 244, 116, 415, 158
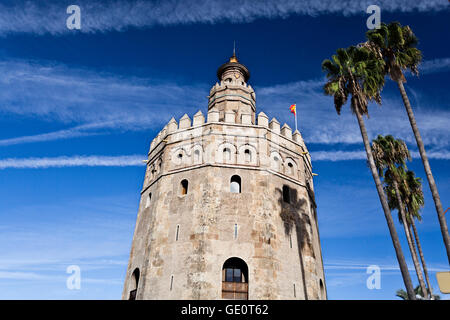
230, 41, 238, 63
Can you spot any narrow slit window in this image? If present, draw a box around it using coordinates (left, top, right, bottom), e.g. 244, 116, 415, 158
181, 179, 188, 195
293, 283, 296, 298
176, 225, 180, 241
170, 275, 173, 291
145, 193, 152, 208
234, 224, 238, 239
320, 279, 325, 299
289, 234, 292, 248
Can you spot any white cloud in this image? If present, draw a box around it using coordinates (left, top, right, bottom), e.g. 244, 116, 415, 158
420, 57, 450, 75
0, 0, 447, 36
0, 155, 145, 169
324, 260, 450, 273
311, 149, 450, 161
0, 59, 206, 123
0, 57, 449, 152
0, 59, 207, 145
0, 147, 448, 171
257, 78, 450, 149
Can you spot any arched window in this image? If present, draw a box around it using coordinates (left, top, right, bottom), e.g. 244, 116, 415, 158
287, 162, 294, 175
194, 150, 201, 163
244, 149, 251, 163
222, 257, 248, 300
223, 148, 231, 162
283, 185, 290, 203
181, 179, 188, 195
271, 154, 280, 171
230, 175, 241, 193
129, 268, 140, 300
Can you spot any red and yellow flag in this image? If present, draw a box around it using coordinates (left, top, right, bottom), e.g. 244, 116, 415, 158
289, 104, 296, 115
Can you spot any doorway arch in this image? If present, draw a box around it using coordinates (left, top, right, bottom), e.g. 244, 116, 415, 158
221, 257, 248, 300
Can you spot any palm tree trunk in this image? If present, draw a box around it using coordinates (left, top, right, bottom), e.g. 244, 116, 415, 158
396, 80, 450, 263
355, 109, 416, 300
392, 180, 428, 298
410, 218, 433, 298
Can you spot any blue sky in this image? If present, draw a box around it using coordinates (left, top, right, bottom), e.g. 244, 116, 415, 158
0, 0, 449, 299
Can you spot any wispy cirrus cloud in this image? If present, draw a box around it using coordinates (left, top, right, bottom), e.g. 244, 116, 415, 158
0, 155, 145, 169
0, 57, 449, 157
0, 59, 206, 123
0, 147, 448, 170
310, 149, 450, 161
420, 57, 450, 75
0, 0, 448, 36
0, 59, 207, 145
257, 78, 450, 150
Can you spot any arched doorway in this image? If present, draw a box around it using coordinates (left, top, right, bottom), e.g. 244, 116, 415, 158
129, 268, 140, 300
319, 279, 325, 299
222, 257, 248, 300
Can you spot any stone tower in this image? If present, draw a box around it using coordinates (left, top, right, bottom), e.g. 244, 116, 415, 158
122, 53, 327, 300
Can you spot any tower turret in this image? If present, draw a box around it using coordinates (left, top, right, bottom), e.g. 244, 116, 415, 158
209, 52, 256, 124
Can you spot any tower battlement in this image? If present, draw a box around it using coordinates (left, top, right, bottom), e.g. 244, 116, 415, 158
150, 110, 308, 154
146, 109, 312, 191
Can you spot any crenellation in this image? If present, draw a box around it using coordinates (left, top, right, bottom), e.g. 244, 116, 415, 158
160, 125, 168, 141
292, 130, 302, 144
269, 118, 280, 134
257, 112, 268, 127
179, 114, 192, 129
224, 111, 236, 123
281, 123, 292, 140
167, 117, 178, 133
192, 110, 205, 126
207, 107, 220, 123
241, 112, 252, 125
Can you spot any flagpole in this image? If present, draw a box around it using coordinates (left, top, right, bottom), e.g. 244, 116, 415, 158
295, 111, 298, 132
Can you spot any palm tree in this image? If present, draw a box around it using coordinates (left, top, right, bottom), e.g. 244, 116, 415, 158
365, 22, 450, 263
322, 46, 415, 299
384, 169, 428, 298
396, 286, 441, 300
403, 171, 433, 297
387, 169, 433, 298
372, 135, 428, 298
